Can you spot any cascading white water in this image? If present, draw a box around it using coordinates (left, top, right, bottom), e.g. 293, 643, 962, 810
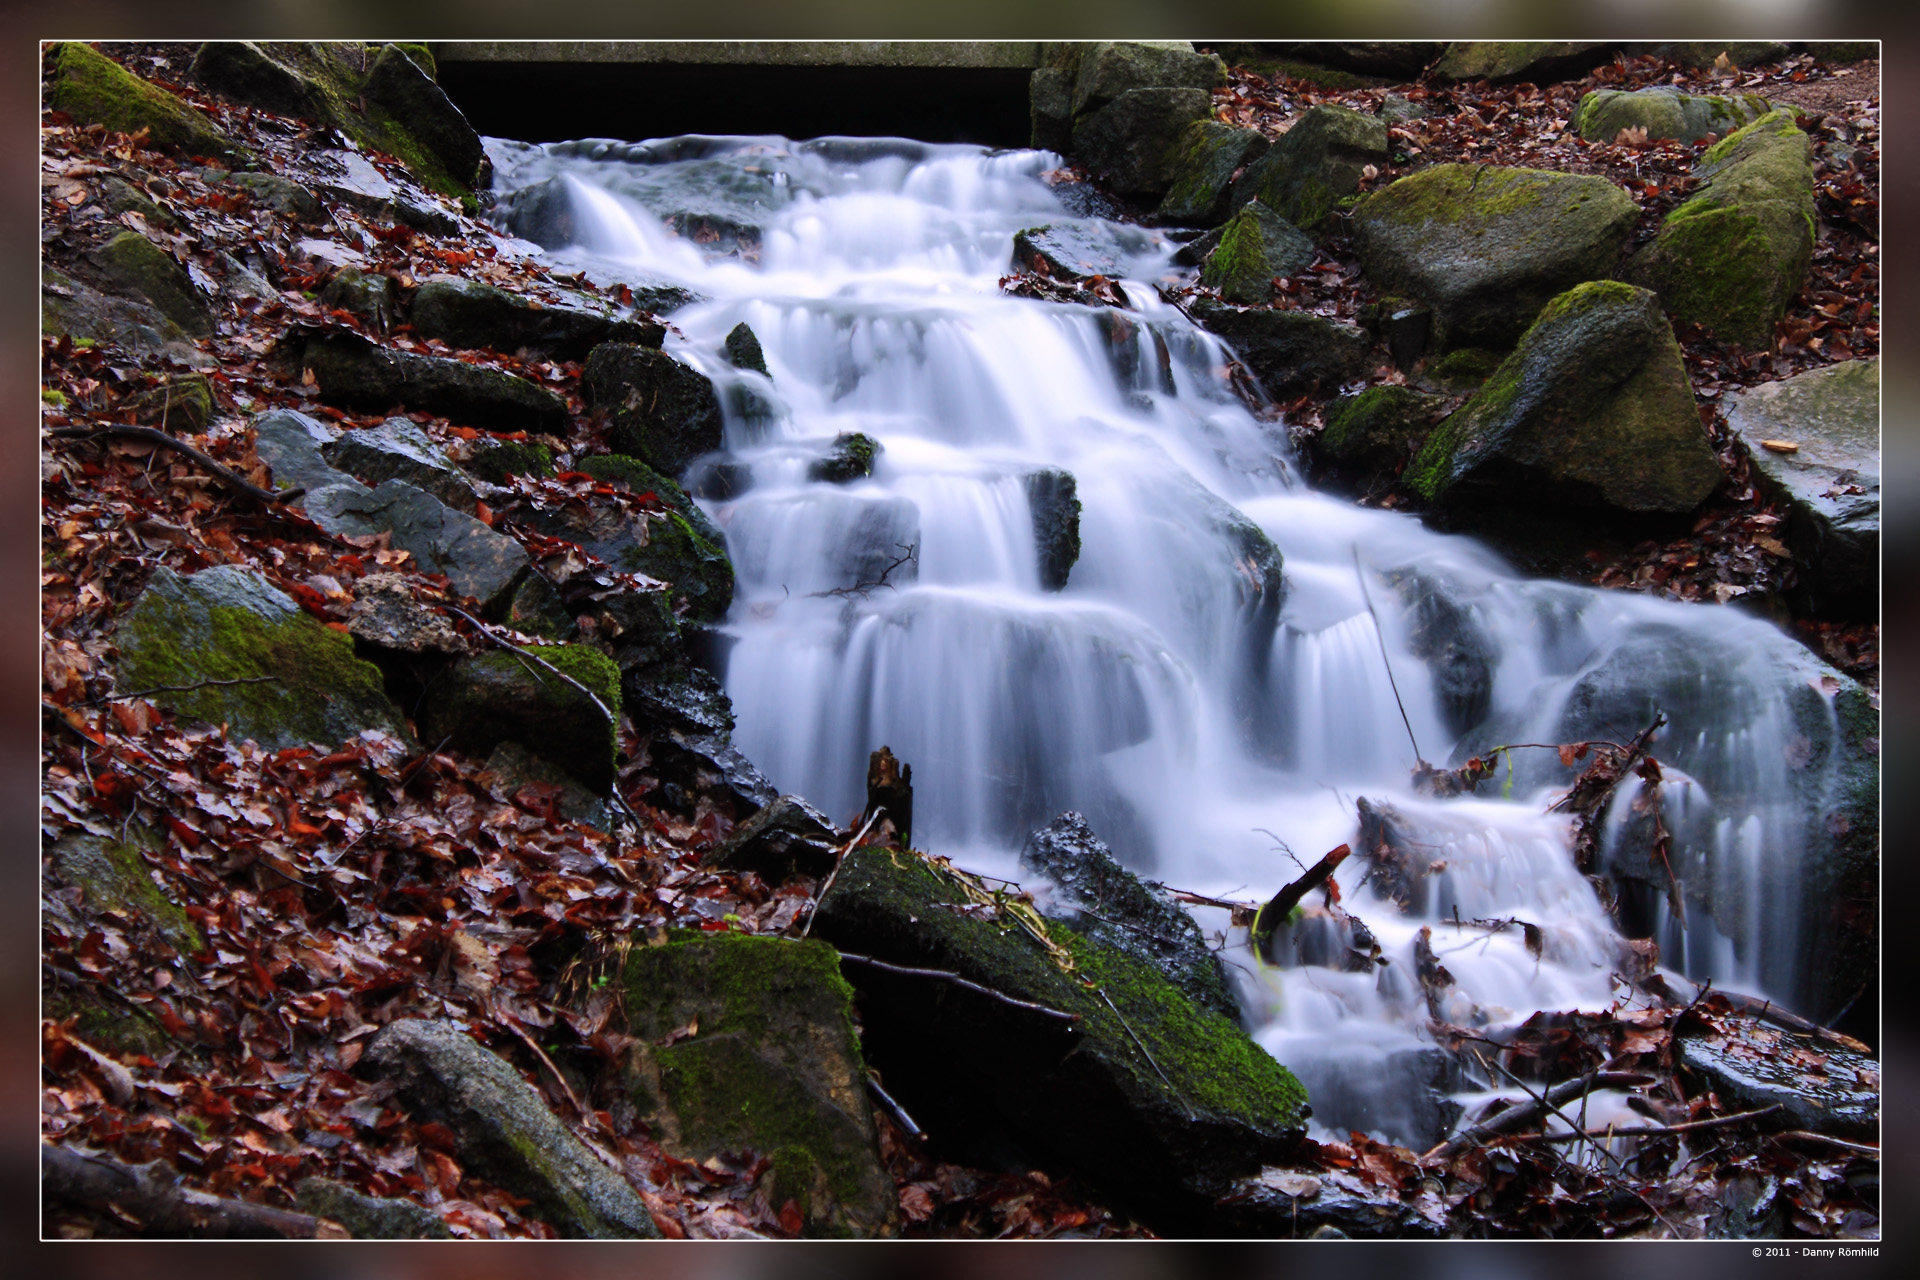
486, 134, 1855, 1145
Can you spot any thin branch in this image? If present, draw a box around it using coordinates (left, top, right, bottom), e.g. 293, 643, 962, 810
1352, 548, 1422, 765
833, 951, 1081, 1023
48, 424, 305, 506
800, 806, 883, 938
84, 675, 278, 706
1096, 985, 1189, 1117
810, 542, 918, 600
1425, 1069, 1655, 1162
1771, 1130, 1879, 1157
865, 1074, 925, 1141
1251, 843, 1352, 963
1524, 1105, 1782, 1144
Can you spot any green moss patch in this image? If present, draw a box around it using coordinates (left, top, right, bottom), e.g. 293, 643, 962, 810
419, 644, 621, 792
467, 440, 555, 485
48, 825, 203, 958
46, 43, 240, 159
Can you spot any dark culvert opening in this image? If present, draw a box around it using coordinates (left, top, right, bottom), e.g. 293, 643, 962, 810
437, 61, 1036, 148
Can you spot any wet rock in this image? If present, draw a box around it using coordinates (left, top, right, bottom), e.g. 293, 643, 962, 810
344, 572, 465, 656
122, 373, 215, 431
46, 43, 239, 159
293, 1178, 450, 1239
1029, 65, 1074, 152
1351, 163, 1639, 350
48, 826, 204, 958
1092, 309, 1176, 396
466, 439, 555, 485
1229, 104, 1389, 234
361, 1019, 659, 1238
97, 174, 184, 230
188, 41, 326, 119
324, 417, 477, 512
808, 433, 881, 484
1199, 202, 1316, 304
1384, 567, 1497, 739
1021, 812, 1238, 1022
1677, 1027, 1878, 1139
363, 44, 485, 187
1726, 360, 1877, 619
1072, 89, 1214, 197
296, 329, 568, 432
1317, 386, 1448, 495
1404, 282, 1721, 519
420, 644, 621, 792
1571, 87, 1775, 146
723, 322, 770, 376
251, 408, 343, 494
701, 794, 842, 881
498, 175, 582, 250
1025, 468, 1082, 592
230, 171, 327, 223
300, 150, 460, 237
316, 268, 397, 330
620, 934, 898, 1237
583, 342, 724, 477
112, 565, 408, 751
520, 466, 733, 624
91, 230, 213, 338
409, 278, 662, 361
289, 237, 367, 272
1154, 120, 1271, 226
480, 741, 608, 829
1431, 42, 1614, 85
651, 722, 781, 818
1011, 221, 1154, 283
41, 268, 208, 365
810, 844, 1307, 1232
1626, 110, 1815, 350
1186, 297, 1370, 395
313, 480, 529, 607
1213, 1165, 1446, 1238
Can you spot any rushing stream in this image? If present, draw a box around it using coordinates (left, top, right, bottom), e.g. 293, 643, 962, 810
486, 135, 1858, 1146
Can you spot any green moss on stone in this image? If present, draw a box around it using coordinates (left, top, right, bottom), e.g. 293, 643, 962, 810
390, 43, 436, 79
45, 43, 240, 158
93, 231, 213, 338
421, 645, 621, 790
467, 440, 554, 484
49, 827, 203, 957
45, 984, 179, 1060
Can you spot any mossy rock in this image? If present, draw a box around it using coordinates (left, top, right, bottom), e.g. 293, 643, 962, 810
43, 979, 182, 1062
1229, 57, 1391, 91
723, 322, 770, 376
42, 267, 207, 365
1070, 87, 1214, 197
1571, 87, 1774, 145
529, 459, 734, 624
1229, 104, 1387, 234
583, 343, 724, 478
45, 43, 240, 159
467, 439, 555, 485
1200, 201, 1316, 304
419, 645, 621, 792
188, 42, 328, 119
316, 267, 397, 329
811, 845, 1306, 1230
808, 432, 881, 484
1424, 346, 1505, 392
1405, 281, 1721, 517
1627, 110, 1814, 350
1154, 120, 1271, 227
1431, 41, 1613, 84
113, 565, 409, 751
91, 231, 212, 339
1352, 164, 1639, 350
1067, 40, 1226, 117
48, 825, 202, 958
1186, 297, 1370, 396
97, 174, 183, 230
122, 373, 214, 430
1319, 385, 1448, 487
621, 933, 897, 1237
1650, 42, 1791, 69
362, 44, 484, 186
294, 1178, 450, 1239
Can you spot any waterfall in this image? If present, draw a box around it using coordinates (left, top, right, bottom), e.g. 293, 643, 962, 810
487, 133, 1857, 1145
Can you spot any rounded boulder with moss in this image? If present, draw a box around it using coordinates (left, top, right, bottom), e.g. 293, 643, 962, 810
418, 644, 622, 793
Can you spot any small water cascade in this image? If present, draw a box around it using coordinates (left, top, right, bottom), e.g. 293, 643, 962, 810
486, 134, 1859, 1146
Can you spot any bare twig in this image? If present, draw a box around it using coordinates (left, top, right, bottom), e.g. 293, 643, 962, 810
1771, 1130, 1879, 1157
833, 951, 1081, 1023
1425, 1069, 1656, 1162
799, 806, 884, 938
84, 675, 278, 706
48, 424, 305, 506
1251, 843, 1352, 963
1525, 1104, 1782, 1144
810, 542, 918, 600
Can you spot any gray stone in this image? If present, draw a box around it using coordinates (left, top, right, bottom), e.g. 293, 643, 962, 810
1069, 41, 1225, 117
1726, 359, 1878, 618
300, 150, 461, 236
700, 795, 842, 881
582, 342, 724, 477
297, 328, 569, 432
1431, 42, 1613, 84
1352, 164, 1640, 350
723, 321, 769, 375
97, 174, 183, 230
317, 267, 397, 330
1677, 1028, 1878, 1139
521, 484, 734, 625
217, 252, 276, 301
318, 480, 529, 607
91, 230, 213, 339
364, 44, 486, 186
230, 171, 326, 223
41, 268, 208, 365
1229, 104, 1388, 234
1012, 221, 1155, 283
1025, 468, 1081, 592
480, 741, 609, 829
324, 417, 477, 512
420, 645, 621, 792
112, 566, 408, 751
361, 1020, 659, 1238
1030, 66, 1074, 152
188, 41, 326, 118
1155, 121, 1270, 227
344, 572, 466, 656
1650, 41, 1792, 69
294, 1177, 450, 1239
48, 826, 204, 958
409, 277, 663, 360
1200, 202, 1317, 304
1071, 88, 1214, 196
1186, 297, 1371, 395
251, 408, 342, 495
1571, 87, 1775, 145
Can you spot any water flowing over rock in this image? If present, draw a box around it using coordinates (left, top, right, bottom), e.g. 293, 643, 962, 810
1351, 164, 1639, 350
1024, 469, 1082, 591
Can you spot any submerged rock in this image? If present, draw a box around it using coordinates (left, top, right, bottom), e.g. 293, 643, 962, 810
113, 565, 407, 751
419, 645, 622, 793
1071, 88, 1215, 196
700, 795, 842, 881
808, 432, 881, 484
1025, 468, 1082, 592
621, 934, 897, 1236
1199, 201, 1316, 304
1351, 163, 1639, 350
1186, 297, 1370, 395
1228, 104, 1389, 234
583, 342, 724, 477
1725, 359, 1878, 618
408, 278, 662, 360
1154, 120, 1271, 226
361, 1020, 659, 1238
1571, 86, 1775, 145
324, 417, 477, 512
1021, 812, 1238, 1022
46, 42, 239, 159
1627, 110, 1815, 350
1404, 282, 1721, 518
91, 230, 213, 338
1384, 567, 1498, 739
297, 329, 569, 431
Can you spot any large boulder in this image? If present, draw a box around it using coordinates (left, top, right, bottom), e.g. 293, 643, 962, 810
1025, 468, 1082, 592
810, 844, 1307, 1232
323, 417, 477, 512
620, 934, 898, 1236
296, 329, 569, 432
1199, 201, 1317, 304
46, 42, 239, 159
408, 278, 662, 361
361, 1020, 659, 1238
1228, 105, 1388, 234
112, 566, 407, 751
1404, 281, 1721, 519
419, 645, 622, 793
1020, 812, 1238, 1022
91, 231, 213, 339
1351, 164, 1639, 350
187, 41, 326, 119
1725, 359, 1878, 618
1431, 42, 1614, 84
1626, 110, 1815, 350
1070, 88, 1214, 196
582, 343, 724, 477
362, 44, 485, 187
1153, 120, 1270, 226
312, 480, 529, 607
1571, 87, 1775, 145
1068, 41, 1226, 118
1029, 65, 1074, 152
1186, 297, 1371, 396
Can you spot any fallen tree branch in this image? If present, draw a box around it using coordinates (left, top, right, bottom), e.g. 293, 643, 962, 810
865, 1073, 925, 1141
1771, 1130, 1879, 1157
84, 675, 278, 706
42, 1143, 337, 1238
1523, 1104, 1782, 1144
48, 424, 304, 506
799, 806, 884, 938
1424, 1070, 1656, 1162
834, 951, 1081, 1023
1251, 844, 1351, 963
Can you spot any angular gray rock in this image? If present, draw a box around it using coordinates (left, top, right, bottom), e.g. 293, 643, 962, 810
361, 1020, 659, 1238
293, 1178, 450, 1239
1071, 88, 1214, 196
1199, 201, 1317, 304
1431, 42, 1614, 85
316, 268, 397, 330
363, 44, 486, 186
582, 342, 724, 476
42, 268, 209, 365
1155, 120, 1271, 226
296, 328, 569, 432
1186, 297, 1370, 395
316, 480, 529, 607
1012, 221, 1156, 283
344, 572, 466, 656
251, 408, 342, 494
1068, 41, 1226, 117
409, 277, 663, 360
1228, 104, 1388, 233
91, 230, 213, 339
700, 795, 842, 881
324, 417, 477, 512
230, 171, 326, 223
723, 321, 770, 375
188, 41, 326, 118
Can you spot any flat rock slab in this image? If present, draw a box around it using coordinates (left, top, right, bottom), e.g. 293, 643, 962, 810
620, 933, 898, 1236
297, 328, 568, 432
324, 416, 477, 512
1677, 1026, 1878, 1139
112, 565, 407, 751
1352, 163, 1639, 350
1726, 358, 1878, 616
1012, 221, 1158, 283
409, 277, 663, 361
1187, 298, 1370, 396
361, 1020, 659, 1238
313, 479, 529, 606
